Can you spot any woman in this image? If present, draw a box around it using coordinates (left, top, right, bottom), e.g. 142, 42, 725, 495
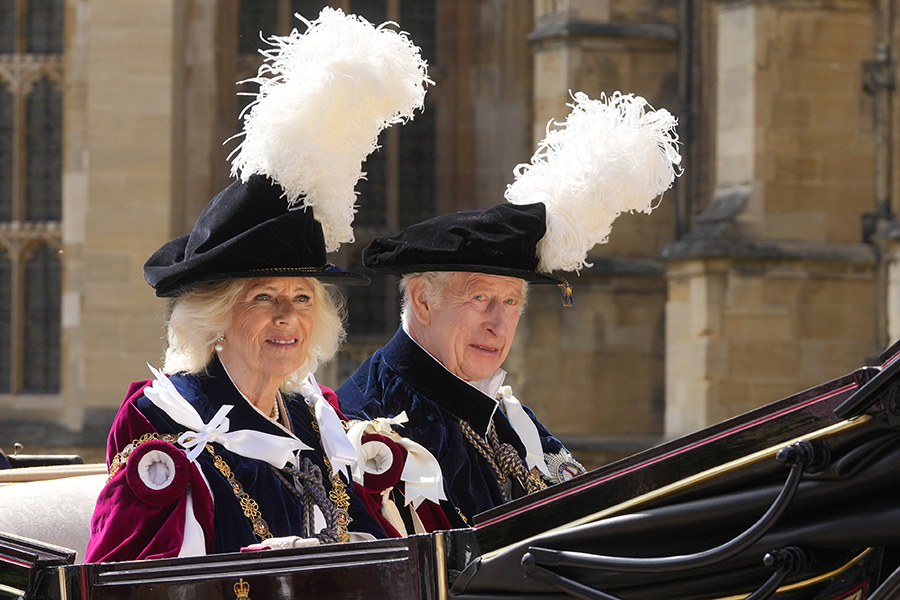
85, 175, 387, 562
86, 7, 436, 560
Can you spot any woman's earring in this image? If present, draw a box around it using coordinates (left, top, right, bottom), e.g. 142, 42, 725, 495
214, 334, 225, 353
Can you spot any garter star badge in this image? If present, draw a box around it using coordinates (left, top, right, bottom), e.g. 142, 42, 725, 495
545, 450, 586, 484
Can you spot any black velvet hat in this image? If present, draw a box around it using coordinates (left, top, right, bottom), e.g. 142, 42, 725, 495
361, 93, 682, 306
144, 174, 369, 297
362, 203, 565, 285
143, 8, 432, 297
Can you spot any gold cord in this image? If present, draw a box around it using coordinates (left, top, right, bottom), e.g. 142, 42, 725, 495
108, 432, 272, 541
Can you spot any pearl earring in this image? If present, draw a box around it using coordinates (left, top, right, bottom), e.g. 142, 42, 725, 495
214, 334, 225, 353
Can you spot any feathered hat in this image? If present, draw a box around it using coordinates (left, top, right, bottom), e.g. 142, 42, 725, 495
144, 8, 431, 297
505, 91, 681, 274
362, 91, 681, 303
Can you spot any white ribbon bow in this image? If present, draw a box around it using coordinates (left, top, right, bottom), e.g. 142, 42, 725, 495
347, 412, 447, 508
292, 373, 358, 476
496, 385, 551, 477
143, 364, 311, 467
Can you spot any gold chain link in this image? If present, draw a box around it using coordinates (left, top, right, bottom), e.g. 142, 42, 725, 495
207, 446, 272, 541
107, 431, 272, 541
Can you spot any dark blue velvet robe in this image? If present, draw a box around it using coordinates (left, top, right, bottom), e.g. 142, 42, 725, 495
98, 357, 385, 558
337, 328, 567, 526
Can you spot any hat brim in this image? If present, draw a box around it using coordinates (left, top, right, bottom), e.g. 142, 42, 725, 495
154, 268, 370, 298
369, 263, 566, 285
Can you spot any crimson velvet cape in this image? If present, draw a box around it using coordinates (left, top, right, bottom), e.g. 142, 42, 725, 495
87, 357, 385, 562
337, 328, 568, 526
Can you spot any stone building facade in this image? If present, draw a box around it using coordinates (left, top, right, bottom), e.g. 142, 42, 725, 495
1, 0, 897, 468
662, 0, 887, 440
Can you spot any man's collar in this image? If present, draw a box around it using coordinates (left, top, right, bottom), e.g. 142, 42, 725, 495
468, 369, 506, 399
401, 322, 507, 400
386, 328, 499, 435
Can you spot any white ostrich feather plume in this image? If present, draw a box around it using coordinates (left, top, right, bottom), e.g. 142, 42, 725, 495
505, 91, 681, 274
230, 8, 431, 252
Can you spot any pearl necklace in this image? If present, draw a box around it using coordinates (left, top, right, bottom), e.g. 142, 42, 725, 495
270, 398, 280, 423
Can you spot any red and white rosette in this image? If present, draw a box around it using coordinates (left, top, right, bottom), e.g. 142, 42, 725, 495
347, 413, 446, 508
125, 440, 191, 506
358, 433, 406, 493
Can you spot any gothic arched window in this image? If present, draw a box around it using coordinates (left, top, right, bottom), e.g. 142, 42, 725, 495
0, 0, 63, 397
0, 81, 12, 221
0, 248, 11, 392
234, 0, 436, 346
23, 242, 60, 392
26, 75, 62, 221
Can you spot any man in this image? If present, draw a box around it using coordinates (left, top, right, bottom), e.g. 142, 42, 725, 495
337, 203, 585, 528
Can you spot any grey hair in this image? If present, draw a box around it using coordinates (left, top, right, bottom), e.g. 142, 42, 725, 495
399, 271, 529, 329
163, 277, 346, 388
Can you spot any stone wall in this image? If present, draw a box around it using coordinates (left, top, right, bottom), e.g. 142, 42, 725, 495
54, 1, 231, 436
663, 0, 883, 438
13, 0, 900, 470
58, 0, 178, 434
716, 0, 874, 244
518, 0, 680, 463
508, 269, 667, 467
665, 254, 877, 437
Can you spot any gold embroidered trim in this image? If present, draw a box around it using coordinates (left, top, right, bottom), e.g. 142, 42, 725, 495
107, 432, 179, 481
248, 264, 338, 274
108, 432, 272, 541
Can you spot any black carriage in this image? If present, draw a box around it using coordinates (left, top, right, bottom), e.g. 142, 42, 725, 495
5, 341, 900, 600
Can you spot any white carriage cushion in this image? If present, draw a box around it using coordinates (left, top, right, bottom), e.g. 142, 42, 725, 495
0, 473, 106, 563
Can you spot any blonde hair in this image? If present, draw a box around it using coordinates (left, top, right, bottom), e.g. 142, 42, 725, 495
399, 271, 528, 329
163, 277, 346, 388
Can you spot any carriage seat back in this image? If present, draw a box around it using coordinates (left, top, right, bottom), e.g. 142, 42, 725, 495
0, 466, 106, 563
